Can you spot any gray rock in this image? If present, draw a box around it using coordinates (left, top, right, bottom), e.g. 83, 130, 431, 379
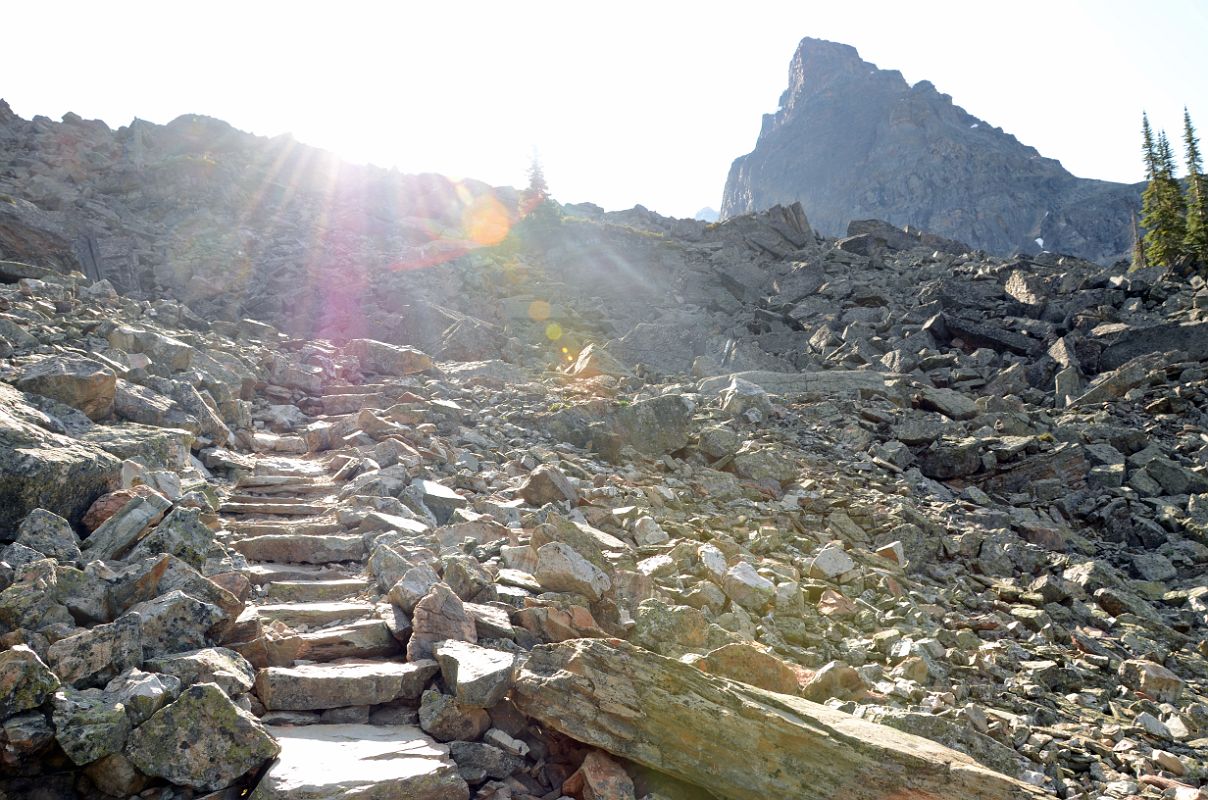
533, 541, 611, 601
81, 491, 172, 562
125, 682, 279, 791
407, 583, 477, 661
144, 647, 255, 697
434, 640, 516, 708
46, 614, 142, 688
126, 589, 225, 659
419, 689, 491, 743
14, 508, 82, 563
52, 686, 131, 765
0, 645, 60, 719
15, 355, 116, 421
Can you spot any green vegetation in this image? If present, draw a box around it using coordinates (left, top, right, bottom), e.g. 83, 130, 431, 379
1139, 109, 1208, 271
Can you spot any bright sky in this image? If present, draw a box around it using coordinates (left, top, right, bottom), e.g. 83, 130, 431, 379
5, 1, 1206, 219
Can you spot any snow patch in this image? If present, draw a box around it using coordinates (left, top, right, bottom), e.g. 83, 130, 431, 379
1034, 238, 1045, 248
970, 123, 979, 129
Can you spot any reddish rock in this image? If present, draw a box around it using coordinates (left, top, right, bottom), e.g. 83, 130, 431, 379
564, 751, 635, 800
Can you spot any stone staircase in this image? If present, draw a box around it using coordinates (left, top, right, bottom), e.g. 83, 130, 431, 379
217, 445, 467, 799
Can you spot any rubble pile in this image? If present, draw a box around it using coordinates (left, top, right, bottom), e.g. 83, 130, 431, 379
3, 105, 1208, 800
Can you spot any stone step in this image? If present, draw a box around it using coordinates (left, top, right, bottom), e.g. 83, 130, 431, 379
257, 601, 375, 629
322, 394, 385, 415
293, 619, 401, 662
322, 384, 389, 396
251, 724, 467, 800
226, 520, 345, 538
245, 563, 357, 586
219, 501, 331, 516
255, 659, 437, 710
252, 458, 329, 478
237, 474, 327, 488
232, 533, 365, 564
264, 578, 370, 602
225, 494, 323, 506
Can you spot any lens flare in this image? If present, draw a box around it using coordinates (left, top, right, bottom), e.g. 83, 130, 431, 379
463, 195, 511, 245
545, 322, 563, 341
528, 300, 552, 322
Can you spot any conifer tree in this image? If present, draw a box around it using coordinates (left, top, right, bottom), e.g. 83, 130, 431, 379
1184, 108, 1208, 265
1141, 115, 1188, 267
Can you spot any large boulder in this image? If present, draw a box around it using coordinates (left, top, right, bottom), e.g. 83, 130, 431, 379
512, 639, 1045, 800
0, 383, 121, 532
14, 355, 116, 420
345, 339, 434, 377
0, 645, 61, 719
125, 682, 280, 791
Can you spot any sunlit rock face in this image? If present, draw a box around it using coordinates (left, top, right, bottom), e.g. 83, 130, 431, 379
0, 101, 516, 339
721, 37, 1140, 262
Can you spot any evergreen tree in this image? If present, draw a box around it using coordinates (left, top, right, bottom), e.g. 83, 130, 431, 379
1131, 210, 1146, 270
521, 153, 550, 211
1184, 108, 1208, 265
1141, 115, 1188, 267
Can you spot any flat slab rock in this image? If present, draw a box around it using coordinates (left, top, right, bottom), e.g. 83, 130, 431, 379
512, 639, 1047, 800
251, 724, 468, 800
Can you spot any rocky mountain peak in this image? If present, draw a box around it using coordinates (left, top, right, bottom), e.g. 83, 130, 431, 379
723, 37, 1141, 263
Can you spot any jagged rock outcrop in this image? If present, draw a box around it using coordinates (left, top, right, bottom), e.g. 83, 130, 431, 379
721, 37, 1141, 262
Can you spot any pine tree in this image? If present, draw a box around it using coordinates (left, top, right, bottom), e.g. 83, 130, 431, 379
1141, 115, 1188, 267
1131, 210, 1146, 270
1184, 108, 1208, 265
521, 153, 550, 212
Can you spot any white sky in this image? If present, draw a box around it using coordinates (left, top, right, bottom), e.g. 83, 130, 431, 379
5, 1, 1207, 219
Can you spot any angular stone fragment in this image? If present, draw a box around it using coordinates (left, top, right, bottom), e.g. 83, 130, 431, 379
252, 724, 469, 800
809, 544, 856, 580
0, 383, 121, 531
46, 613, 142, 688
126, 682, 279, 791
520, 464, 578, 506
345, 338, 435, 376
144, 647, 255, 696
52, 686, 131, 765
435, 640, 516, 708
389, 564, 442, 613
564, 750, 636, 800
721, 561, 775, 610
0, 645, 60, 719
104, 668, 181, 725
1119, 659, 1183, 703
127, 589, 225, 659
15, 508, 82, 563
16, 355, 116, 420
125, 506, 214, 569
408, 583, 478, 661
419, 689, 491, 742
255, 659, 438, 711
82, 491, 172, 562
688, 642, 800, 695
512, 639, 1046, 800
534, 541, 611, 601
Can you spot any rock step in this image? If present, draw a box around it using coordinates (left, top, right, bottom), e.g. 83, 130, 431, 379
255, 659, 437, 711
233, 482, 339, 497
219, 501, 331, 516
321, 394, 386, 415
225, 494, 324, 506
251, 724, 467, 800
226, 520, 345, 537
252, 458, 330, 478
237, 475, 329, 488
292, 619, 401, 662
264, 578, 370, 602
245, 562, 357, 586
257, 601, 375, 628
321, 384, 390, 396
232, 533, 366, 564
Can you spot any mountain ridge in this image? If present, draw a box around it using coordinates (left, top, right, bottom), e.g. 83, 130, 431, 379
721, 37, 1141, 263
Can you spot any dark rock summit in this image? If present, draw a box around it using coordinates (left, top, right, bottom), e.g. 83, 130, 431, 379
721, 38, 1141, 263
